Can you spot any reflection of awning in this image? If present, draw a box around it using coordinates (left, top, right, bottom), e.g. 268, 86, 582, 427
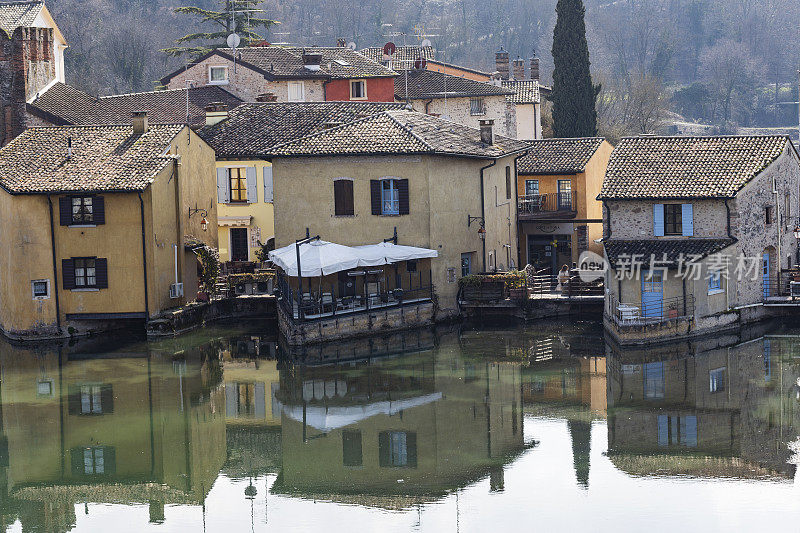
269, 240, 437, 277
276, 392, 443, 432
218, 215, 252, 227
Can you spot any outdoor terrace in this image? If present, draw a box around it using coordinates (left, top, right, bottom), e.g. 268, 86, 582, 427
518, 191, 578, 220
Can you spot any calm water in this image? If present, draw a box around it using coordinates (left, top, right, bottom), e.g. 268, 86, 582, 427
2, 319, 800, 532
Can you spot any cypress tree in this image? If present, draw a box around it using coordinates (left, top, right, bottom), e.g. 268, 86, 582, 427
551, 0, 598, 137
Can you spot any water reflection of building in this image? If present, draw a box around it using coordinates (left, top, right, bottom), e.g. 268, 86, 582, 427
607, 334, 800, 479
271, 332, 530, 507
0, 337, 227, 532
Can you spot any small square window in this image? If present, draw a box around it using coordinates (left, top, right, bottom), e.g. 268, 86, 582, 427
37, 379, 53, 397
350, 80, 366, 99
209, 66, 228, 84
406, 259, 418, 273
470, 98, 485, 116
74, 258, 97, 288
765, 206, 774, 225
71, 196, 93, 224
31, 279, 50, 300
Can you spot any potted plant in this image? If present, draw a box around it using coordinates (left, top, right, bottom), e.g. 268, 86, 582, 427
196, 245, 220, 302
667, 303, 678, 319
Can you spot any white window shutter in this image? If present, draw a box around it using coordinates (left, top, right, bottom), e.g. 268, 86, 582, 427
246, 167, 257, 203
682, 204, 694, 236
263, 166, 273, 202
216, 168, 229, 203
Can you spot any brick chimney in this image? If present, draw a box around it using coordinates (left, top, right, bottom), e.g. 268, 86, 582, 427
256, 92, 278, 102
529, 57, 540, 81
495, 47, 510, 80
479, 119, 494, 145
512, 57, 525, 80
205, 102, 229, 126
132, 111, 149, 134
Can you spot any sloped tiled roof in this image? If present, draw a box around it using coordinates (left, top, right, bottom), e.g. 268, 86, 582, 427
0, 1, 42, 36
501, 79, 540, 104
360, 45, 435, 65
518, 138, 605, 175
0, 124, 184, 194
604, 239, 736, 268
28, 83, 243, 126
197, 101, 406, 158
161, 46, 396, 84
599, 135, 793, 199
394, 70, 512, 100
268, 110, 530, 159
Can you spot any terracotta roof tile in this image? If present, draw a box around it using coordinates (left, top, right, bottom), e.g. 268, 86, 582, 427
604, 239, 736, 268
360, 45, 435, 68
0, 124, 184, 194
28, 83, 243, 126
394, 70, 512, 100
268, 110, 530, 158
197, 101, 406, 158
500, 79, 540, 104
518, 137, 605, 174
600, 135, 792, 199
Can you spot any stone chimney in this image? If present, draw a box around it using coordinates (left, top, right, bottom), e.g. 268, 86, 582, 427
204, 102, 229, 126
132, 111, 148, 134
256, 92, 278, 102
336, 38, 346, 47
512, 57, 525, 80
495, 47, 510, 80
479, 119, 494, 145
529, 57, 540, 81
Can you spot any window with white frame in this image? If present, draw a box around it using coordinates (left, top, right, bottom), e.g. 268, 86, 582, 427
209, 66, 229, 84
708, 271, 722, 293
350, 79, 367, 99
469, 98, 485, 116
31, 279, 50, 300
288, 81, 305, 102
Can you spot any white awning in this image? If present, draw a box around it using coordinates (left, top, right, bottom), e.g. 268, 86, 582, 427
217, 215, 252, 227
269, 240, 362, 277
355, 242, 438, 265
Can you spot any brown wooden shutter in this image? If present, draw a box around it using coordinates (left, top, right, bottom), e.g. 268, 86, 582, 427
370, 180, 381, 215
334, 180, 354, 216
59, 197, 71, 225
62, 259, 75, 290
398, 179, 409, 215
70, 447, 83, 475
505, 166, 511, 199
67, 385, 81, 414
95, 258, 108, 289
378, 431, 390, 467
93, 196, 105, 225
406, 431, 418, 467
100, 384, 114, 413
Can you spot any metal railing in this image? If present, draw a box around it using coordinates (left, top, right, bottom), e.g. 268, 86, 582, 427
606, 293, 696, 326
518, 192, 578, 216
763, 271, 800, 299
276, 269, 434, 323
528, 268, 604, 298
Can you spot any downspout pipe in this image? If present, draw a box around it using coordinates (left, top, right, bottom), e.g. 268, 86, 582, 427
46, 195, 61, 330
479, 159, 497, 272
138, 191, 150, 320
513, 154, 525, 268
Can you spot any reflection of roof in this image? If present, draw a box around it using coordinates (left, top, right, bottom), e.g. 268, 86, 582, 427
600, 135, 793, 199
197, 101, 405, 158
13, 482, 207, 505
28, 83, 243, 126
517, 137, 604, 174
603, 239, 736, 268
394, 69, 512, 100
277, 392, 443, 431
608, 453, 793, 480
269, 110, 530, 159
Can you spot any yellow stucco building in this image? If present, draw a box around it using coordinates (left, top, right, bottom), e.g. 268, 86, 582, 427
0, 113, 218, 338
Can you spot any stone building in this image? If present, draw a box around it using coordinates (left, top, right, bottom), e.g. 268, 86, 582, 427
0, 1, 67, 145
0, 113, 218, 338
160, 45, 397, 104
516, 137, 612, 272
599, 135, 800, 344
267, 110, 529, 319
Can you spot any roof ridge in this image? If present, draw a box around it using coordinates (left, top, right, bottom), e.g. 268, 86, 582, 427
620, 134, 790, 140
99, 87, 194, 99
384, 110, 434, 151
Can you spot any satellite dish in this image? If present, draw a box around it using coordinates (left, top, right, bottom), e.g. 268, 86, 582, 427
347, 41, 357, 50
421, 39, 432, 48
227, 33, 241, 48
383, 42, 396, 56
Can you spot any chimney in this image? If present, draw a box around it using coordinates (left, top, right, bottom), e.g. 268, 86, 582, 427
256, 92, 278, 102
132, 111, 148, 134
479, 119, 494, 145
336, 38, 346, 47
512, 57, 525, 80
204, 102, 229, 126
495, 47, 510, 80
529, 57, 540, 81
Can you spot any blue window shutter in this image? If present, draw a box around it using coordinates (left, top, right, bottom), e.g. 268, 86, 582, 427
682, 204, 694, 236
263, 166, 273, 202
653, 204, 665, 236
216, 168, 229, 203
246, 167, 258, 203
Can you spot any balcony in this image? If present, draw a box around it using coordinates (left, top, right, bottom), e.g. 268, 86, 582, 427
518, 192, 578, 220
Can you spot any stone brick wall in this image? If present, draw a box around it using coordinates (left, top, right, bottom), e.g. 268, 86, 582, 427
0, 27, 55, 145
409, 95, 517, 138
606, 198, 729, 239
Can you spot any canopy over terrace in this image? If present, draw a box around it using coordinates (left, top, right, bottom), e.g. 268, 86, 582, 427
269, 240, 438, 277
